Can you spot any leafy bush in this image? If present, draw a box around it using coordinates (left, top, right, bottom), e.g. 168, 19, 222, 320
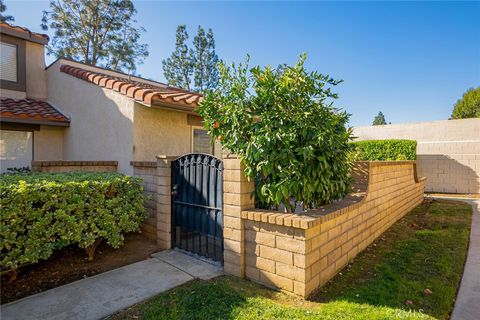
351, 139, 417, 161
0, 172, 147, 274
198, 54, 353, 211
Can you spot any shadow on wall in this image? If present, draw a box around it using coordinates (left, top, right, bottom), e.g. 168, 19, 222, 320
47, 63, 136, 174
416, 155, 479, 194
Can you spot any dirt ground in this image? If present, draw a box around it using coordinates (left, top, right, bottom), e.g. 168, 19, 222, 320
1, 233, 161, 304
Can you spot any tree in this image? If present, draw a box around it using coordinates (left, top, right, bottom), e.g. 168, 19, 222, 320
198, 54, 353, 212
0, 0, 14, 23
372, 111, 387, 125
163, 25, 219, 92
41, 0, 148, 74
451, 87, 480, 119
162, 25, 193, 90
193, 27, 219, 92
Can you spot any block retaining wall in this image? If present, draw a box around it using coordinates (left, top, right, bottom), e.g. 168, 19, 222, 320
223, 158, 426, 297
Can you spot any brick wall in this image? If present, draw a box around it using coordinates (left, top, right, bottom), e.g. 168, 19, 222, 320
131, 161, 158, 241
31, 160, 117, 173
353, 118, 480, 194
224, 159, 425, 297
130, 157, 175, 249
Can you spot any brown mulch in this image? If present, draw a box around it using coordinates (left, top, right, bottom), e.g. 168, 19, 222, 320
1, 233, 161, 304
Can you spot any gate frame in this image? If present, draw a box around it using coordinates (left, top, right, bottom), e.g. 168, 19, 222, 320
170, 153, 224, 263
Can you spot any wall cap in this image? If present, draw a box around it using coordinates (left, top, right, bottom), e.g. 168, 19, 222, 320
130, 161, 157, 168
31, 160, 118, 167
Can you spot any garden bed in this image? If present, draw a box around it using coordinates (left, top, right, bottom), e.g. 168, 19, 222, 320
1, 233, 160, 304
109, 199, 471, 320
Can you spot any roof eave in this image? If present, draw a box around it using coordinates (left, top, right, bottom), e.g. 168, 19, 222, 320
150, 100, 199, 114
0, 117, 70, 127
0, 25, 49, 45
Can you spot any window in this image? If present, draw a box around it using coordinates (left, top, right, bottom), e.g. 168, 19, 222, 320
0, 130, 33, 173
1, 42, 17, 82
192, 128, 213, 154
0, 35, 25, 91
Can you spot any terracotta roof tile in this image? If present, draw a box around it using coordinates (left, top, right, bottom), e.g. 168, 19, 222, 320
60, 64, 203, 111
0, 98, 70, 126
0, 22, 49, 45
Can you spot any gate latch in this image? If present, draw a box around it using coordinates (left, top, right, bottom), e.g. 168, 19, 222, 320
172, 184, 179, 196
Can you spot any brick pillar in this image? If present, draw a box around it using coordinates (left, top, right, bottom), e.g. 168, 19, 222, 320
223, 156, 255, 277
156, 155, 176, 250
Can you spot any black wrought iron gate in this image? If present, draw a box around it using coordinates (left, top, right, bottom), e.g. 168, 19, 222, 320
171, 154, 223, 263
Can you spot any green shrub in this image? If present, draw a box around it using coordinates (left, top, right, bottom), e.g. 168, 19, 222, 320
351, 139, 417, 161
198, 54, 352, 211
0, 172, 147, 274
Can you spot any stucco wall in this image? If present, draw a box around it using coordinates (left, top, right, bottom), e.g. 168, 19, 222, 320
34, 126, 64, 160
46, 60, 135, 174
133, 102, 192, 161
25, 41, 47, 99
353, 119, 480, 194
0, 88, 26, 99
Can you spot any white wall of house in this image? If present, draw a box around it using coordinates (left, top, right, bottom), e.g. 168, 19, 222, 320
47, 60, 135, 174
353, 118, 480, 194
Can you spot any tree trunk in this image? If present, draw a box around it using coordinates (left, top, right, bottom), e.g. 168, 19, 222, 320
85, 239, 102, 262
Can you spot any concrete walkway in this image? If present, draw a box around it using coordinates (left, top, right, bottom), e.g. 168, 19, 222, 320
1, 250, 223, 320
428, 196, 480, 320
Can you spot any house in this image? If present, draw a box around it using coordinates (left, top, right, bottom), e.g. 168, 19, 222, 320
1, 22, 218, 174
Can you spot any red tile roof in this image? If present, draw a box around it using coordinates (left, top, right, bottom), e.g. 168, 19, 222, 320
0, 98, 70, 126
0, 22, 49, 45
60, 64, 203, 112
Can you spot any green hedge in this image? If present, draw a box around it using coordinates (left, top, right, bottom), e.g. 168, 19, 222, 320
351, 139, 417, 161
0, 172, 148, 273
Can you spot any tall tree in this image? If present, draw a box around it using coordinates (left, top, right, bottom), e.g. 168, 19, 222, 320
451, 87, 480, 119
163, 25, 219, 92
162, 25, 193, 90
41, 0, 148, 74
0, 0, 14, 23
372, 111, 387, 125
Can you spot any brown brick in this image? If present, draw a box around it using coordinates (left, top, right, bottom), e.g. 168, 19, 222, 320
246, 230, 276, 247
260, 246, 293, 264
259, 271, 293, 291
327, 225, 342, 241
276, 237, 306, 254
224, 227, 242, 241
245, 266, 260, 280
224, 216, 242, 229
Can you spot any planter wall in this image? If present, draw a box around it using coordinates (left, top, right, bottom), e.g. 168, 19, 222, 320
223, 159, 426, 297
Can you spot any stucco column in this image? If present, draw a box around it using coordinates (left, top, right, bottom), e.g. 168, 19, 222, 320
223, 156, 255, 277
155, 155, 177, 250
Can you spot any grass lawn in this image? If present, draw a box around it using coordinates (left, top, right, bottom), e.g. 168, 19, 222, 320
110, 199, 472, 320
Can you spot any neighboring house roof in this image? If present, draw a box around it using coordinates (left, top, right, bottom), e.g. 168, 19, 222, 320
0, 97, 70, 126
60, 64, 203, 112
0, 22, 49, 45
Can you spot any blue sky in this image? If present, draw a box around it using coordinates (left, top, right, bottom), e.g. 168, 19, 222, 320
4, 1, 480, 126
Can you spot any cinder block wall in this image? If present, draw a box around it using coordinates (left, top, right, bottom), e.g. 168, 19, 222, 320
353, 118, 480, 194
224, 159, 425, 297
131, 161, 158, 241
31, 160, 118, 173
